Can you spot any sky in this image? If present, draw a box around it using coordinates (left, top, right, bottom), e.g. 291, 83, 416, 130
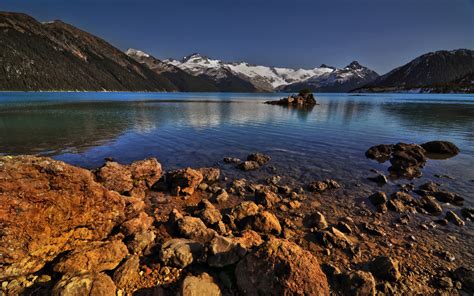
2, 0, 473, 74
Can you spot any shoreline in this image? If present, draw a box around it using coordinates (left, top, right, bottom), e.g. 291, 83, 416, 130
0, 146, 472, 295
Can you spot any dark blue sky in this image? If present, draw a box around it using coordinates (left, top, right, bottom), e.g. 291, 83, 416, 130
2, 0, 473, 74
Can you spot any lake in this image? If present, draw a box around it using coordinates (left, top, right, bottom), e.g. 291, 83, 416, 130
0, 92, 473, 204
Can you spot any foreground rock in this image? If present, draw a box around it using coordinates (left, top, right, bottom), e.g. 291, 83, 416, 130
421, 141, 460, 156
265, 90, 317, 106
52, 273, 116, 296
166, 168, 203, 195
0, 156, 126, 280
235, 238, 329, 295
180, 273, 221, 296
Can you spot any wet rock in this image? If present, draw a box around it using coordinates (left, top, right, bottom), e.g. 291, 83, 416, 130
247, 153, 271, 166
340, 271, 376, 296
367, 173, 388, 185
369, 256, 401, 282
113, 255, 140, 289
418, 196, 443, 215
419, 181, 439, 192
365, 144, 393, 162
52, 273, 116, 296
326, 179, 341, 189
0, 156, 126, 280
177, 216, 217, 243
368, 191, 387, 206
231, 201, 260, 222
461, 207, 474, 220
198, 199, 222, 226
266, 175, 281, 185
121, 211, 154, 236
306, 211, 329, 229
223, 157, 241, 164
238, 160, 261, 171
433, 191, 464, 206
421, 141, 460, 156
446, 210, 465, 226
308, 181, 328, 192
388, 143, 426, 179
180, 272, 221, 296
127, 229, 156, 254
198, 167, 220, 184
53, 240, 128, 274
207, 235, 246, 267
235, 238, 329, 295
214, 189, 229, 203
252, 211, 282, 235
167, 168, 203, 195
336, 221, 352, 234
159, 239, 203, 268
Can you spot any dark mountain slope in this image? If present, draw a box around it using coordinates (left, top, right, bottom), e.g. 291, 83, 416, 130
355, 49, 474, 92
0, 12, 176, 91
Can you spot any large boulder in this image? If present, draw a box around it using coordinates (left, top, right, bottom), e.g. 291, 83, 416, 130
52, 273, 116, 296
0, 156, 125, 280
235, 239, 329, 295
53, 240, 129, 275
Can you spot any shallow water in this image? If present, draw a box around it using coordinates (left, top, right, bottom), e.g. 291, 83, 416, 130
1, 92, 473, 204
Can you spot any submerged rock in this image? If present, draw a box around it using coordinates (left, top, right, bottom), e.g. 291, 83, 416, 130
0, 156, 125, 280
246, 153, 271, 166
365, 144, 393, 162
235, 239, 329, 295
446, 210, 465, 226
238, 160, 261, 171
421, 141, 460, 156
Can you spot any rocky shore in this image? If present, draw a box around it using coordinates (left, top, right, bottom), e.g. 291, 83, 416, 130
0, 141, 472, 295
265, 90, 317, 107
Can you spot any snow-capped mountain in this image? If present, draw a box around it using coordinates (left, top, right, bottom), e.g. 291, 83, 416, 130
164, 53, 378, 92
281, 61, 379, 92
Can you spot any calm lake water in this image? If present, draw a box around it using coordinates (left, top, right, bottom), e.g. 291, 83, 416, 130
1, 92, 473, 204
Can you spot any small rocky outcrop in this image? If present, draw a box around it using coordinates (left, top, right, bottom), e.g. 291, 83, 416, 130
265, 90, 317, 106
0, 156, 126, 280
235, 239, 329, 295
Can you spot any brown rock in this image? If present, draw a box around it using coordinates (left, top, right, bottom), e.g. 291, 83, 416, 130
198, 167, 220, 184
129, 158, 163, 188
307, 211, 328, 229
368, 192, 387, 206
113, 255, 140, 289
235, 230, 264, 249
247, 153, 271, 166
207, 235, 245, 267
365, 144, 393, 162
340, 271, 376, 296
159, 239, 203, 268
446, 210, 465, 226
255, 190, 281, 208
0, 156, 125, 280
369, 256, 401, 282
180, 272, 221, 296
214, 189, 229, 203
97, 161, 133, 193
167, 168, 203, 195
419, 196, 443, 215
127, 230, 156, 254
198, 199, 222, 226
252, 211, 282, 235
238, 161, 260, 171
52, 273, 116, 296
177, 216, 216, 243
235, 238, 329, 295
121, 211, 154, 236
308, 181, 328, 193
53, 240, 128, 274
231, 201, 259, 222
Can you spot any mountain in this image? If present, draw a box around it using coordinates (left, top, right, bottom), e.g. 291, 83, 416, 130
279, 61, 379, 92
165, 54, 333, 91
355, 49, 474, 93
0, 12, 176, 91
126, 49, 219, 92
